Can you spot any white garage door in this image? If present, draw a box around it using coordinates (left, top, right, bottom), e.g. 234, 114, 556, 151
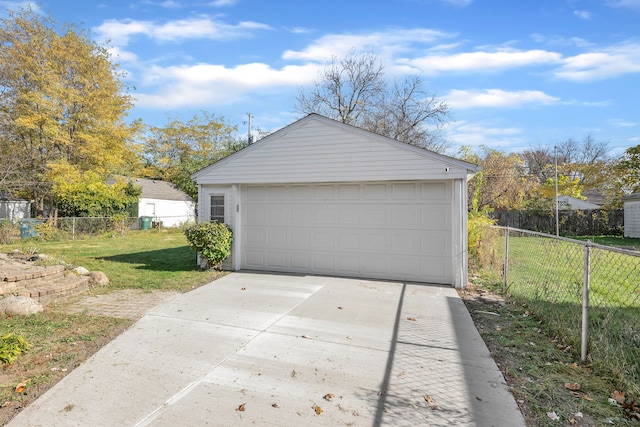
240, 181, 453, 284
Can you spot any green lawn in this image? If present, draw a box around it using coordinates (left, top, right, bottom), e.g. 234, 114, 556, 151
3, 229, 223, 292
570, 235, 640, 250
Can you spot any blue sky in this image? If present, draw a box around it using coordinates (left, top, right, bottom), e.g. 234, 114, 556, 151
4, 0, 640, 156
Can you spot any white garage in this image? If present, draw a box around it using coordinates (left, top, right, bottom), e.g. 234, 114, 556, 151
192, 114, 479, 287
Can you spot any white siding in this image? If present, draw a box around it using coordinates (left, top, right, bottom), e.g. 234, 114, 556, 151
624, 200, 640, 238
138, 198, 196, 227
195, 117, 472, 185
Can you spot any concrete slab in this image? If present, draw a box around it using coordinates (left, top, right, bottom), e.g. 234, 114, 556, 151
8, 272, 525, 427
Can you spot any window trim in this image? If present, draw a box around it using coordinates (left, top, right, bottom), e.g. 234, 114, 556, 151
209, 193, 226, 223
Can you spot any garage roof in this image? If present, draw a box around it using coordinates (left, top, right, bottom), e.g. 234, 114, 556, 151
193, 114, 479, 184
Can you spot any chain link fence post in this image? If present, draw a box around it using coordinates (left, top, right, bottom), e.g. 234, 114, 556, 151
503, 226, 509, 293
581, 241, 591, 362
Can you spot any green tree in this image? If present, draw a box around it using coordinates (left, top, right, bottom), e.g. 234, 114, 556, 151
0, 8, 138, 215
606, 144, 640, 207
295, 50, 450, 152
459, 146, 537, 211
141, 112, 244, 199
48, 163, 141, 217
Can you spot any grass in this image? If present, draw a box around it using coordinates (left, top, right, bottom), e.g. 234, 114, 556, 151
570, 235, 640, 250
475, 230, 640, 417
3, 229, 222, 292
0, 229, 224, 423
462, 278, 638, 426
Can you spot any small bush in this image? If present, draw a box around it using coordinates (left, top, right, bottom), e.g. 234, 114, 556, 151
184, 222, 233, 269
0, 333, 31, 364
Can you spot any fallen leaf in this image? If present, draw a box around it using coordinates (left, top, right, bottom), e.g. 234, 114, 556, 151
337, 306, 343, 310
301, 335, 311, 339
62, 404, 74, 412
313, 404, 323, 415
547, 411, 560, 421
323, 393, 334, 401
271, 403, 280, 408
581, 395, 593, 402
424, 394, 435, 404
407, 317, 417, 321
611, 390, 626, 404
1, 402, 11, 408
236, 403, 246, 412
15, 379, 29, 394
241, 287, 246, 290
565, 382, 581, 391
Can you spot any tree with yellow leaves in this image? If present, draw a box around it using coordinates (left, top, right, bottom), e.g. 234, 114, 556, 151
0, 7, 138, 216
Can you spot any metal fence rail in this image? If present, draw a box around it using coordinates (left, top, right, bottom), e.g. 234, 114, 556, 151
1, 216, 195, 242
480, 226, 640, 394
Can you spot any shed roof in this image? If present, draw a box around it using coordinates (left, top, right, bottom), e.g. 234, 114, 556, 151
623, 192, 640, 201
192, 114, 479, 184
130, 178, 193, 202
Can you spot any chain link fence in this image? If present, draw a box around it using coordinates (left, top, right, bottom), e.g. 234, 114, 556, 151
1, 216, 196, 242
476, 226, 640, 394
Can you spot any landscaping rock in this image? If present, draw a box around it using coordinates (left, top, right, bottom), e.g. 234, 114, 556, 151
88, 271, 109, 286
0, 296, 43, 317
74, 266, 90, 275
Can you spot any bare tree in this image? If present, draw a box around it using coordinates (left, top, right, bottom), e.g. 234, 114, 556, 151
295, 50, 450, 152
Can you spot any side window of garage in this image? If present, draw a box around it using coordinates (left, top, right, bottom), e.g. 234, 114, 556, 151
210, 194, 225, 223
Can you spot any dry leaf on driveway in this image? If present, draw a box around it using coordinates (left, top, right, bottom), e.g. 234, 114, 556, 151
236, 403, 246, 412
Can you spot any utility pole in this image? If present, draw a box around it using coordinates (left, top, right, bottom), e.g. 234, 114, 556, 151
554, 145, 559, 236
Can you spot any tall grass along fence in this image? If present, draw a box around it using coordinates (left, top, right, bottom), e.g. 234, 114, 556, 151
476, 226, 640, 394
1, 216, 195, 243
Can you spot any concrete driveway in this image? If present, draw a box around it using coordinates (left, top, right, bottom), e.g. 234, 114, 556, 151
9, 272, 524, 426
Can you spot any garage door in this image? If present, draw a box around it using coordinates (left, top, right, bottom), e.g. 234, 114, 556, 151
241, 182, 453, 283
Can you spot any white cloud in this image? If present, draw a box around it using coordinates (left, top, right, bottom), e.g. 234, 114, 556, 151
439, 0, 473, 6
0, 1, 41, 13
208, 0, 239, 6
573, 10, 592, 19
446, 121, 525, 150
282, 29, 455, 62
447, 89, 559, 109
609, 118, 637, 127
405, 49, 562, 74
554, 41, 640, 81
94, 16, 272, 46
287, 27, 313, 34
530, 34, 594, 48
135, 62, 322, 109
606, 0, 640, 10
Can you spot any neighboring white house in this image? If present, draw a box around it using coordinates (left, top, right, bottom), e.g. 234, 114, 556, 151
0, 194, 30, 221
557, 195, 601, 210
623, 192, 640, 238
133, 178, 196, 227
191, 114, 479, 288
